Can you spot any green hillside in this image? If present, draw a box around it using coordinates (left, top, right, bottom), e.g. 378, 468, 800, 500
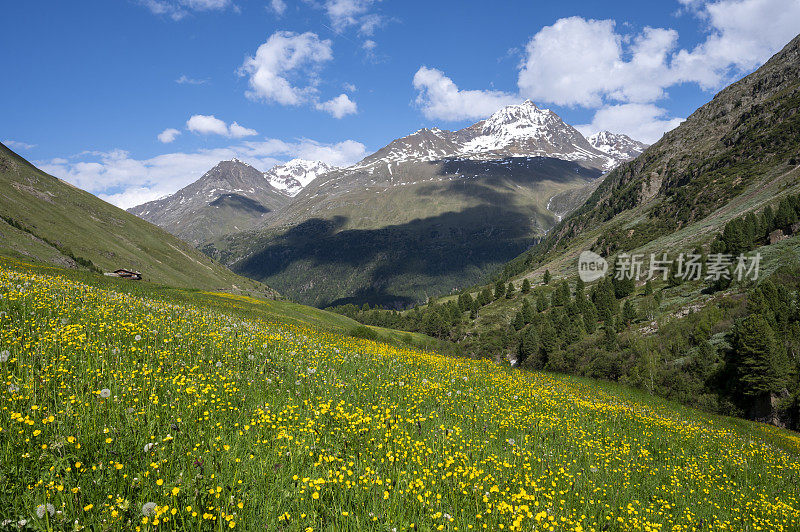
0, 142, 271, 296
326, 33, 800, 431
1, 258, 799, 530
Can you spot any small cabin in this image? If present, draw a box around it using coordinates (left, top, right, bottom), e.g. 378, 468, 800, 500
104, 269, 142, 280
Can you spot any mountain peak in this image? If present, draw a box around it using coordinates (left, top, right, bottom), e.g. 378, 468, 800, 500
587, 131, 648, 162
264, 159, 337, 197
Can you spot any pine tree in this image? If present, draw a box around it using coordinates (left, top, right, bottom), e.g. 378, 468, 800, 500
583, 301, 598, 334
521, 278, 531, 294
603, 319, 618, 351
506, 282, 516, 299
494, 280, 506, 300
644, 280, 653, 296
762, 205, 775, 236
536, 291, 549, 312
513, 311, 525, 331
622, 299, 637, 325
519, 325, 540, 366
543, 270, 552, 285
734, 314, 789, 396
521, 298, 535, 324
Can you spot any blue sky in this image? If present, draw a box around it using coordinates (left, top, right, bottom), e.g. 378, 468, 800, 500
2, 0, 799, 207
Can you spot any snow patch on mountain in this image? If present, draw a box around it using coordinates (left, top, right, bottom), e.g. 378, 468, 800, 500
264, 159, 338, 197
587, 131, 648, 163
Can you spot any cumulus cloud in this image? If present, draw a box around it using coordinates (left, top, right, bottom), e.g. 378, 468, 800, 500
315, 94, 358, 118
412, 67, 520, 121
575, 104, 685, 144
518, 0, 800, 107
269, 0, 287, 15
239, 30, 360, 117
157, 128, 181, 143
517, 17, 679, 107
40, 138, 367, 209
3, 139, 36, 151
186, 115, 257, 138
240, 31, 334, 106
671, 0, 800, 88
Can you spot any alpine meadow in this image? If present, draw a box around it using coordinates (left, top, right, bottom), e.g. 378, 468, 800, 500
2, 1, 800, 531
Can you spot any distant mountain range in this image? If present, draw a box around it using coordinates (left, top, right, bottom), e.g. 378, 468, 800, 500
129, 101, 648, 307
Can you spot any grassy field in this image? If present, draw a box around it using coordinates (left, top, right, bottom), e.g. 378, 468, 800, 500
1, 260, 799, 531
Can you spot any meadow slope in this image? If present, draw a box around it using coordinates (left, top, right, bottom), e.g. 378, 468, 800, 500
1, 262, 799, 531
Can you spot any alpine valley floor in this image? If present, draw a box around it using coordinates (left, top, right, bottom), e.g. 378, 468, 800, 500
1, 259, 799, 531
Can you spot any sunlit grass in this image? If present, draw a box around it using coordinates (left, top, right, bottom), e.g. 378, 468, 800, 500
1, 263, 799, 531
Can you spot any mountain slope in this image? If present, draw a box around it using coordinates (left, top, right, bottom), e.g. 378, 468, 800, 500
536, 32, 800, 261
202, 101, 648, 308
0, 142, 270, 294
129, 159, 290, 245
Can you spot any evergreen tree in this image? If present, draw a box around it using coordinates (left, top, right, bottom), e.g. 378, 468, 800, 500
479, 287, 493, 306
733, 314, 789, 396
543, 269, 552, 285
536, 291, 549, 312
513, 311, 525, 331
521, 298, 535, 324
521, 278, 531, 294
506, 282, 516, 299
644, 280, 653, 296
583, 301, 598, 334
593, 278, 618, 322
603, 319, 618, 351
762, 205, 775, 236
494, 280, 506, 300
539, 320, 558, 361
519, 325, 540, 366
622, 299, 637, 325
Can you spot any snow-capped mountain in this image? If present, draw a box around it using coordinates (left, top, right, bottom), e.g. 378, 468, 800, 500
587, 131, 649, 163
353, 100, 640, 172
264, 159, 337, 197
128, 159, 289, 245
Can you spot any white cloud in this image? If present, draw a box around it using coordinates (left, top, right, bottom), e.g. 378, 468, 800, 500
175, 74, 207, 85
3, 139, 36, 151
228, 122, 258, 138
672, 0, 800, 88
269, 0, 287, 15
139, 0, 232, 20
412, 67, 520, 121
40, 139, 367, 209
315, 94, 358, 118
576, 104, 685, 144
325, 0, 383, 35
157, 128, 181, 143
186, 115, 258, 138
517, 1, 800, 108
240, 31, 333, 106
517, 17, 678, 107
343, 82, 357, 92
187, 114, 229, 136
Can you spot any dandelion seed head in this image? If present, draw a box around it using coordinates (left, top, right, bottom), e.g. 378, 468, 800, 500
142, 502, 157, 517
99, 388, 111, 399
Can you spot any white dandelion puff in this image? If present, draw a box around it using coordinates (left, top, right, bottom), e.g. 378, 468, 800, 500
35, 503, 55, 518
142, 502, 157, 517
99, 388, 111, 399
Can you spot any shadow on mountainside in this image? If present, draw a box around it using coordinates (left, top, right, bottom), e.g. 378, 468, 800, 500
227, 159, 601, 308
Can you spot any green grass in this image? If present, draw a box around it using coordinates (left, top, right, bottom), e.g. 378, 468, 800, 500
0, 142, 268, 295
1, 260, 799, 531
